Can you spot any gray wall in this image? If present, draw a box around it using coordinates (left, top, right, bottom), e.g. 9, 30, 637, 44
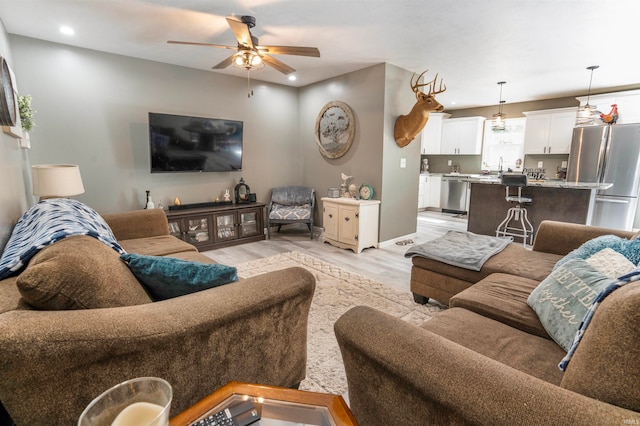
380, 63, 422, 241
0, 21, 30, 251
9, 35, 300, 214
297, 63, 421, 242
298, 64, 386, 230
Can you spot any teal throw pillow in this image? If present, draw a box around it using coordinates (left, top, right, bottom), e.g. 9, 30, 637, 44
553, 235, 640, 271
121, 254, 238, 301
527, 258, 615, 351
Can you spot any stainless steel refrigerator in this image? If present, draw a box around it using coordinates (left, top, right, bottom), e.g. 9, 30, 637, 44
566, 123, 640, 230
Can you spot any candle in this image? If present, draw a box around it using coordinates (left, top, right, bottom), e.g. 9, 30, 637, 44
111, 402, 165, 426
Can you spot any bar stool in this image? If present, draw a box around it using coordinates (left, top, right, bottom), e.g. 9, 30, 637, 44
495, 173, 534, 246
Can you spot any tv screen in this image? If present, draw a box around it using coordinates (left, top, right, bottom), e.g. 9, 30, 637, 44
149, 112, 243, 173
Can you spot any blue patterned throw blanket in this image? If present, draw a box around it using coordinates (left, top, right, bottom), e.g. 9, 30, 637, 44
0, 199, 125, 279
404, 231, 513, 271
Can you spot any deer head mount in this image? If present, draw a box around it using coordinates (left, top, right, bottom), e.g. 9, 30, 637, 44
394, 70, 446, 147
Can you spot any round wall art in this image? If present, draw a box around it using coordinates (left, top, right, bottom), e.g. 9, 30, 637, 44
314, 100, 355, 159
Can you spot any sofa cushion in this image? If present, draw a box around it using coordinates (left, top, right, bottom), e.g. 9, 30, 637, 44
411, 243, 562, 284
118, 235, 197, 256
268, 204, 312, 220
527, 259, 615, 351
420, 307, 566, 385
554, 234, 640, 270
560, 281, 640, 412
450, 273, 549, 338
121, 253, 238, 300
16, 236, 152, 310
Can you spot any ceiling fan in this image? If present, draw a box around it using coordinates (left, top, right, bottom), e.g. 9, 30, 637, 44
168, 15, 320, 75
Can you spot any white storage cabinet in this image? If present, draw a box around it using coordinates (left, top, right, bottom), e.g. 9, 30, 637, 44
321, 197, 380, 253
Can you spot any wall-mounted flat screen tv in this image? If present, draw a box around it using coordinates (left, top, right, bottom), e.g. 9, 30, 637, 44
149, 112, 243, 173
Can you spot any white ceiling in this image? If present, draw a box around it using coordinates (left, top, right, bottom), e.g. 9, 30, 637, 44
0, 0, 638, 109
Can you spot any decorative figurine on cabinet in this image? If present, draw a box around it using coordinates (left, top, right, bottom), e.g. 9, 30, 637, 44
223, 189, 231, 202
234, 178, 251, 204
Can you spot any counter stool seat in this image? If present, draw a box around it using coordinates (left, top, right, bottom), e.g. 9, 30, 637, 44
496, 174, 534, 246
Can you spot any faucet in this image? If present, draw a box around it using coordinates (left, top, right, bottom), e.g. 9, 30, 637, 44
498, 157, 504, 176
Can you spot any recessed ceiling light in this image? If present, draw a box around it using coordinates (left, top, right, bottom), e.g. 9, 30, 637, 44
288, 75, 297, 81
60, 26, 75, 36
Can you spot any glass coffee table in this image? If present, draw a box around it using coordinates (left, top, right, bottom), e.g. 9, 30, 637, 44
170, 381, 358, 426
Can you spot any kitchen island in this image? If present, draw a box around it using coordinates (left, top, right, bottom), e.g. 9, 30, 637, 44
466, 177, 610, 240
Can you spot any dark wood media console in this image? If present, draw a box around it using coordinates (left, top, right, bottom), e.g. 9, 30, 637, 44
165, 202, 265, 251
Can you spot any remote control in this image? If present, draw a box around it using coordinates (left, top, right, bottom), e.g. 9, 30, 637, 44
191, 400, 260, 426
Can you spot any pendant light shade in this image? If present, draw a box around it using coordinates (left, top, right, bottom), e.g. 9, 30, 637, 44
576, 65, 599, 126
491, 81, 507, 132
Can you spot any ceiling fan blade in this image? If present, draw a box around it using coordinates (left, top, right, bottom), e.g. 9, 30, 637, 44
261, 55, 295, 75
226, 17, 253, 48
259, 46, 320, 57
167, 40, 235, 49
212, 55, 235, 70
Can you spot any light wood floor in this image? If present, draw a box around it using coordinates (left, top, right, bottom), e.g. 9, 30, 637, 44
201, 210, 467, 296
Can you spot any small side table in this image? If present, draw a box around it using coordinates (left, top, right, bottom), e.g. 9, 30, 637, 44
321, 197, 380, 254
170, 381, 358, 426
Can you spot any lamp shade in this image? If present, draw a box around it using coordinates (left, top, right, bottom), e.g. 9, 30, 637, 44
32, 164, 85, 198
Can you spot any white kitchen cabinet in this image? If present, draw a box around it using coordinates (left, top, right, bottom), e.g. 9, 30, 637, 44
321, 197, 380, 253
440, 116, 485, 155
418, 174, 427, 208
576, 89, 640, 124
428, 175, 441, 208
420, 112, 450, 154
523, 108, 577, 154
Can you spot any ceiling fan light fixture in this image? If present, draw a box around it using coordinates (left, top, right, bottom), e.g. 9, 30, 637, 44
576, 65, 600, 126
491, 81, 507, 132
232, 51, 264, 71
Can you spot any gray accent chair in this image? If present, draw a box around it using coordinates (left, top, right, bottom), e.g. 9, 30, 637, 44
267, 186, 316, 240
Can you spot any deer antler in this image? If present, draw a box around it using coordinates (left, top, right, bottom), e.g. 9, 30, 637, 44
410, 70, 446, 98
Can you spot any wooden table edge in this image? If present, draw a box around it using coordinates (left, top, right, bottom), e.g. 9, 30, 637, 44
170, 381, 358, 425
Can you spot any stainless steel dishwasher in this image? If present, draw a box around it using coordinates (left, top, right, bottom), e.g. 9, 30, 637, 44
440, 175, 470, 214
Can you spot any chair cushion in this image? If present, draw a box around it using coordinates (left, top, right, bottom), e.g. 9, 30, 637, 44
120, 253, 238, 301
270, 186, 314, 206
118, 235, 197, 256
16, 236, 152, 310
268, 204, 311, 220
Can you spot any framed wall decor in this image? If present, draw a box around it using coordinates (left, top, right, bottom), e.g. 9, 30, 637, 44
0, 56, 18, 128
314, 100, 355, 159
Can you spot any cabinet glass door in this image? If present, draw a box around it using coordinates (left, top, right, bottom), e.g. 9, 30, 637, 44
239, 210, 259, 237
168, 220, 182, 238
215, 212, 237, 241
186, 216, 212, 245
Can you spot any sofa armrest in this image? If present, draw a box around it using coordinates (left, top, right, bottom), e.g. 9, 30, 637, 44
532, 220, 636, 255
335, 306, 639, 426
0, 267, 315, 425
102, 209, 170, 240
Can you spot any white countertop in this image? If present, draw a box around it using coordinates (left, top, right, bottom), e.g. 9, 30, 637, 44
419, 173, 612, 190
467, 176, 613, 190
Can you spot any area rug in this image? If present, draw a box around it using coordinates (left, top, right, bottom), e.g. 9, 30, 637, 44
235, 251, 443, 395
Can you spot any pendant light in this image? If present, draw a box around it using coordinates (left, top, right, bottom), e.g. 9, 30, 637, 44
575, 65, 599, 126
491, 81, 507, 132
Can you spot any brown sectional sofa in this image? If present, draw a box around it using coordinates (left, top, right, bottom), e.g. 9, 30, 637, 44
335, 220, 640, 425
411, 220, 636, 305
0, 208, 315, 425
